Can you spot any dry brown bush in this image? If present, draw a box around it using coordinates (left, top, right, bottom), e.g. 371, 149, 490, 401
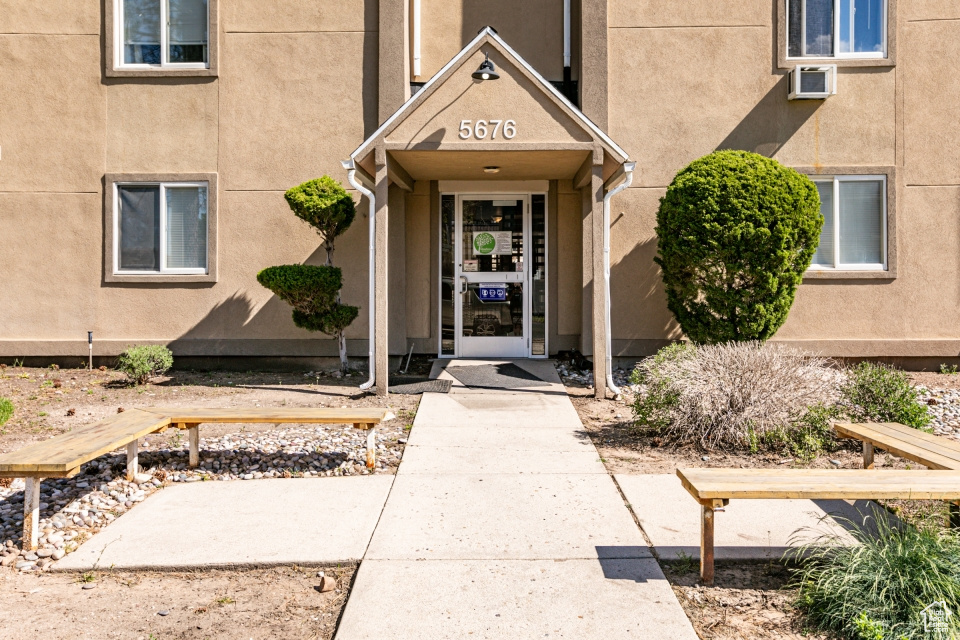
637, 342, 842, 450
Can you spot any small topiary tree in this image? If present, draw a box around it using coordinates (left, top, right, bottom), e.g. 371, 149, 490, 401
257, 177, 359, 372
655, 150, 823, 343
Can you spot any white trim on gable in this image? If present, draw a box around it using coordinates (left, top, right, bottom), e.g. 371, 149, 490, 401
350, 27, 629, 164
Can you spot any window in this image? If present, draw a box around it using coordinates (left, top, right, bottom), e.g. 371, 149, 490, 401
809, 176, 886, 271
788, 0, 886, 59
118, 0, 209, 68
114, 182, 209, 275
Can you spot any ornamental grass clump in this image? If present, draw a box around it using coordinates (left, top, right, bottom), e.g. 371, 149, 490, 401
116, 345, 173, 385
631, 341, 841, 451
790, 515, 960, 640
841, 362, 931, 431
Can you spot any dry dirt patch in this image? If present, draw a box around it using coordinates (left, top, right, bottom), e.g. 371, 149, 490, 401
663, 562, 830, 640
0, 565, 355, 640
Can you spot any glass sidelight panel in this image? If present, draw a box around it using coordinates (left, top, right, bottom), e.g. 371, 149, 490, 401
531, 195, 546, 356
440, 195, 456, 355
461, 283, 524, 338
461, 199, 524, 273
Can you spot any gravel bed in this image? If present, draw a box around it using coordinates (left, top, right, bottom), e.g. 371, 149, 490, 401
0, 422, 405, 573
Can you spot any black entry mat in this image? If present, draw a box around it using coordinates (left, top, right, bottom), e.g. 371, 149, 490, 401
445, 363, 545, 389
388, 376, 452, 394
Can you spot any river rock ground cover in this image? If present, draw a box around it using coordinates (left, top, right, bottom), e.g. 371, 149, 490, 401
0, 366, 420, 571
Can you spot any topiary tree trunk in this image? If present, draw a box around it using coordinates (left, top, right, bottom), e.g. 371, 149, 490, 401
258, 177, 359, 373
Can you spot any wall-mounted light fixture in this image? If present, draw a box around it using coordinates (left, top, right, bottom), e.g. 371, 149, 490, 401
472, 53, 499, 81
483, 166, 501, 174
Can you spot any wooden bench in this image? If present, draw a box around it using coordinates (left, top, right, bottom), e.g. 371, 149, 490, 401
0, 407, 388, 551
834, 421, 960, 471
676, 467, 960, 585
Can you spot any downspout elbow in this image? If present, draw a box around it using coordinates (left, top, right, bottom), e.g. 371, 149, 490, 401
342, 159, 377, 391
602, 162, 636, 398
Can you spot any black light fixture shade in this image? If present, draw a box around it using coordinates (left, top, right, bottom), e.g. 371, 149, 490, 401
472, 53, 499, 81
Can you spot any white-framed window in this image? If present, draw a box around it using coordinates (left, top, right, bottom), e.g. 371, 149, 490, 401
114, 182, 209, 275
788, 0, 887, 59
808, 175, 887, 271
117, 0, 209, 69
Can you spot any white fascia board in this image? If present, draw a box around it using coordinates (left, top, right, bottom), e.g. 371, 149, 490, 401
350, 27, 630, 164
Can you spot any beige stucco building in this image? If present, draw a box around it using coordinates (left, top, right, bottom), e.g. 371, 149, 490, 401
1, 0, 954, 396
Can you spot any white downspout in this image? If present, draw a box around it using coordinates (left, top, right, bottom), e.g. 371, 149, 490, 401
563, 0, 571, 68
342, 159, 376, 390
412, 0, 421, 78
603, 162, 635, 397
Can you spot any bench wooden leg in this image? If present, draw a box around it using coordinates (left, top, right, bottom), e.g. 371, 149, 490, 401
949, 501, 960, 529
863, 442, 875, 469
366, 426, 376, 470
700, 503, 715, 586
23, 478, 41, 551
126, 440, 138, 481
188, 425, 200, 468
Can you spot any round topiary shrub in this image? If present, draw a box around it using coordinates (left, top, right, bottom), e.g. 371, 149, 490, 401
655, 150, 823, 343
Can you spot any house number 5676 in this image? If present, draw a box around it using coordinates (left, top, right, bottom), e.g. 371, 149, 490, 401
458, 119, 517, 140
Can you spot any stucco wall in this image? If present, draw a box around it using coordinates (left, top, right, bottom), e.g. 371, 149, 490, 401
606, 0, 960, 358
0, 0, 378, 358
416, 0, 568, 81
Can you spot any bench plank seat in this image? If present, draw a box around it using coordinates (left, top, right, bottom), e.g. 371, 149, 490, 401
3, 406, 389, 552
141, 407, 387, 426
834, 422, 960, 471
0, 409, 169, 477
677, 467, 960, 585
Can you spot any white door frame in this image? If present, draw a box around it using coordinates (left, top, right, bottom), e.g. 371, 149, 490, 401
455, 193, 530, 358
437, 188, 549, 359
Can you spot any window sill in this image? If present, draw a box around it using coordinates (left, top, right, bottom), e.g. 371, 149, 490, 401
106, 66, 217, 78
803, 269, 895, 281
105, 272, 217, 284
781, 57, 894, 70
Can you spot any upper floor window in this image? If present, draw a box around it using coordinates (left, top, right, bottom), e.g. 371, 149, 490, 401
114, 182, 209, 274
119, 0, 209, 68
788, 0, 886, 59
809, 176, 887, 271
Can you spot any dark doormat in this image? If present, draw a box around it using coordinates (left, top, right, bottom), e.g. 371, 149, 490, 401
388, 376, 452, 394
445, 363, 545, 389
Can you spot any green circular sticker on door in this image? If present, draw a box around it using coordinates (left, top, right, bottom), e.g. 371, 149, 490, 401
473, 232, 496, 255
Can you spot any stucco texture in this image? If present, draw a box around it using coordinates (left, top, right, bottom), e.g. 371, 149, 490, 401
416, 0, 566, 81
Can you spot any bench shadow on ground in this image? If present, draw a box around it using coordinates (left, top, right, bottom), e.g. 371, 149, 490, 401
594, 553, 662, 583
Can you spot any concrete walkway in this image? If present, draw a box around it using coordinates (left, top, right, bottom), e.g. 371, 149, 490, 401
335, 375, 698, 639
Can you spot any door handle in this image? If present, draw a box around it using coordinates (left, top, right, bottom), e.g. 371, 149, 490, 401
460, 276, 467, 294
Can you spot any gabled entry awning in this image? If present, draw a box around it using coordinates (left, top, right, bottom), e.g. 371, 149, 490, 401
343, 27, 634, 399
348, 27, 630, 188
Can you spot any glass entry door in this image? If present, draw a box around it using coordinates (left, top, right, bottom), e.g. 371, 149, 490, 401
456, 195, 529, 358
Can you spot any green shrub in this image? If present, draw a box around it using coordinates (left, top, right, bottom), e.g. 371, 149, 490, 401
116, 345, 173, 385
791, 515, 960, 639
759, 404, 841, 460
841, 362, 931, 431
655, 150, 823, 344
257, 265, 359, 338
630, 343, 695, 431
0, 398, 13, 426
284, 176, 356, 262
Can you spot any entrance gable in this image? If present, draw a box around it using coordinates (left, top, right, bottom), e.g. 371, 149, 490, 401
351, 28, 628, 165
387, 47, 594, 147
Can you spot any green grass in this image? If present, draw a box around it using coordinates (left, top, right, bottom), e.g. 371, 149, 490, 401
790, 512, 960, 639
0, 398, 12, 427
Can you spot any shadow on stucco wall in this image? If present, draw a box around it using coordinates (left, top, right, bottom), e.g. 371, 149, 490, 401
716, 76, 819, 158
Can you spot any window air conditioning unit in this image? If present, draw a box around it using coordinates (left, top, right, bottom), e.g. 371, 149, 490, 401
788, 65, 837, 100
